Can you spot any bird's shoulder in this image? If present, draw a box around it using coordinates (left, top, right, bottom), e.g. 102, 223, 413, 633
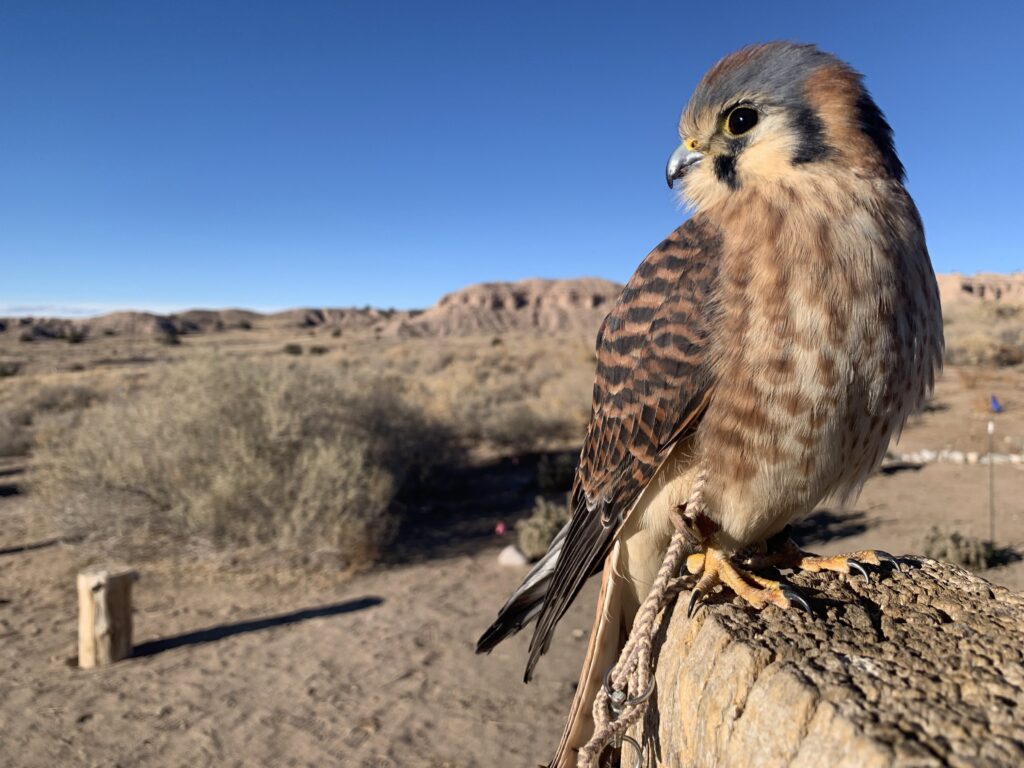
578, 215, 722, 523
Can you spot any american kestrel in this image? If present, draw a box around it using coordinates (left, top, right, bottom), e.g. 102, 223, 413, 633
478, 42, 943, 767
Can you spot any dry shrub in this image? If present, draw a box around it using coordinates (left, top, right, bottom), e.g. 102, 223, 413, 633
386, 335, 593, 454
31, 357, 456, 563
921, 526, 1020, 570
517, 494, 570, 561
0, 382, 101, 457
943, 302, 1024, 366
537, 452, 577, 493
0, 361, 22, 378
0, 410, 32, 457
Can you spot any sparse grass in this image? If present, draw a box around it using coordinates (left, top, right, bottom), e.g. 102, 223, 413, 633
283, 343, 303, 355
30, 357, 458, 565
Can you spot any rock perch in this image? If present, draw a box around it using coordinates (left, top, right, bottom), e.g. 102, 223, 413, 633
632, 557, 1024, 767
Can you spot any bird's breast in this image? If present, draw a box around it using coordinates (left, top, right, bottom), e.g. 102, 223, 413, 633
696, 180, 941, 549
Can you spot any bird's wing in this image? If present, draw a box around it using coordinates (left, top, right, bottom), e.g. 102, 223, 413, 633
522, 216, 721, 679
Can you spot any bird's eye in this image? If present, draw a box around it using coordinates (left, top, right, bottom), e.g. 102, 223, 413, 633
724, 106, 759, 137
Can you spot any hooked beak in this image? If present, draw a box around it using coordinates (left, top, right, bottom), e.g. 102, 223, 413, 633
666, 144, 703, 188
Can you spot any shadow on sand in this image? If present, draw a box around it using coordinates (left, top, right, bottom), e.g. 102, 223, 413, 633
791, 508, 872, 546
387, 450, 579, 564
131, 596, 383, 658
0, 538, 63, 557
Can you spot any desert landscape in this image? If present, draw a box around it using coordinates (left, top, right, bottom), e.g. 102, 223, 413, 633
0, 272, 1022, 766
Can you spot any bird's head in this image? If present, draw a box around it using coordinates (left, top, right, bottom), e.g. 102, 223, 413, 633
667, 42, 905, 211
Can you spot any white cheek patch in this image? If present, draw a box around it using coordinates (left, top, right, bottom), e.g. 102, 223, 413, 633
681, 164, 734, 211
735, 113, 802, 183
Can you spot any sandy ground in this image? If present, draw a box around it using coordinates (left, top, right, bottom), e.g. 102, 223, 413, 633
2, 367, 1024, 767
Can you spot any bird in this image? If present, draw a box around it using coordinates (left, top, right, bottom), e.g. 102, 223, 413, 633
476, 42, 943, 768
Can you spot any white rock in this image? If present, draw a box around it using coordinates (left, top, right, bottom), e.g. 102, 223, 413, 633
1011, 454, 1023, 464
905, 452, 922, 464
497, 545, 529, 567
919, 449, 938, 463
966, 451, 980, 465
947, 450, 966, 464
991, 454, 1010, 465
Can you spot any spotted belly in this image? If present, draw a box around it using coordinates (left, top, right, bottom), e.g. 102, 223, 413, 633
696, 289, 921, 551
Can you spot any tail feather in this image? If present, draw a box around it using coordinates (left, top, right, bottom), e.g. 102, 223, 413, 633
549, 544, 630, 768
477, 532, 633, 768
475, 522, 570, 656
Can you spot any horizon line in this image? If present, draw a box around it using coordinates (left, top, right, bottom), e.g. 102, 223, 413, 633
1, 270, 1018, 320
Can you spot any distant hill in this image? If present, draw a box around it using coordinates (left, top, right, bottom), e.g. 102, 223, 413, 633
4, 272, 1018, 344
387, 277, 621, 338
0, 306, 412, 343
0, 277, 622, 342
937, 273, 1024, 306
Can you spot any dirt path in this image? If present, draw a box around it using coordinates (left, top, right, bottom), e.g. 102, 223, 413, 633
0, 490, 598, 767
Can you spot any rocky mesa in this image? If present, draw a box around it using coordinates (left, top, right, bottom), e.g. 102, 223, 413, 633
5, 272, 1023, 344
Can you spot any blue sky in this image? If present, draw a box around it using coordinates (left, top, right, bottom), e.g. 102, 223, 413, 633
1, 1, 1020, 315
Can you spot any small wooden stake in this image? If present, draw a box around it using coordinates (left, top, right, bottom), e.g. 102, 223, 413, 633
77, 568, 138, 668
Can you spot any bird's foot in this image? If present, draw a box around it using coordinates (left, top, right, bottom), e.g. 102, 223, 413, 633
685, 546, 810, 618
742, 538, 900, 583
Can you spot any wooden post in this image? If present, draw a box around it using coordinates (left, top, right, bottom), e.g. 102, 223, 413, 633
77, 568, 138, 668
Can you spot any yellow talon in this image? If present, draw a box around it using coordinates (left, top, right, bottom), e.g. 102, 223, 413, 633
685, 546, 809, 615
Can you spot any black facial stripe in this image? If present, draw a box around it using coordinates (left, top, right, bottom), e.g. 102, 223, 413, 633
725, 137, 749, 156
854, 92, 905, 182
714, 155, 738, 189
790, 104, 831, 165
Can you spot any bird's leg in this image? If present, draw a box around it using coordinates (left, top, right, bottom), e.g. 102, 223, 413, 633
741, 533, 900, 582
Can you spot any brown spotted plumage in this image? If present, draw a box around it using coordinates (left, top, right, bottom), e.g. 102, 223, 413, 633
477, 42, 943, 768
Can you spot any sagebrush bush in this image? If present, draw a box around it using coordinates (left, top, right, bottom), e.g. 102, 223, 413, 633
537, 452, 577, 493
0, 382, 101, 457
517, 494, 570, 561
944, 302, 1024, 367
920, 526, 1018, 570
31, 357, 457, 563
414, 338, 590, 453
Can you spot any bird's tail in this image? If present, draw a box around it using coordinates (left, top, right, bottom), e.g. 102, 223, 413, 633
549, 543, 631, 768
476, 521, 570, 655
476, 523, 638, 767
477, 529, 630, 768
